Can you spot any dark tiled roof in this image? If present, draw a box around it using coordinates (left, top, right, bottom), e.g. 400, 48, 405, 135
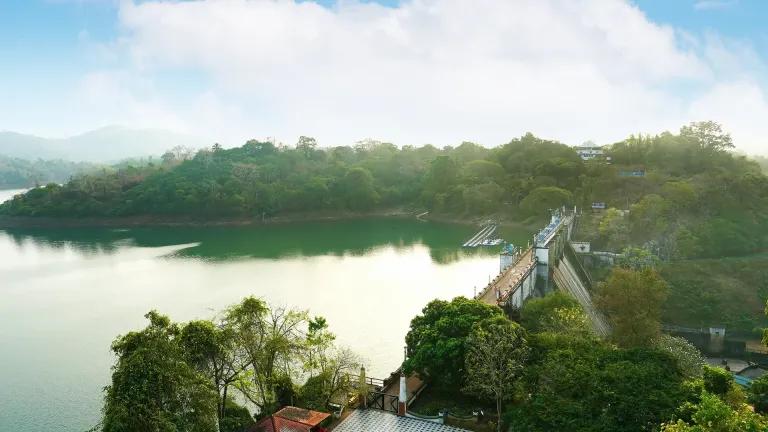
333, 410, 468, 432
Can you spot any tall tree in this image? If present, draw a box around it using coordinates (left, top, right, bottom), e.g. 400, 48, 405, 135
680, 121, 734, 153
404, 297, 502, 388
423, 155, 459, 196
464, 316, 529, 432
596, 268, 668, 348
179, 320, 247, 426
102, 311, 218, 432
519, 186, 572, 218
225, 298, 309, 414
296, 136, 318, 157
340, 167, 379, 210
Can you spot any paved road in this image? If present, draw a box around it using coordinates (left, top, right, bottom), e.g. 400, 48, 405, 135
477, 247, 535, 305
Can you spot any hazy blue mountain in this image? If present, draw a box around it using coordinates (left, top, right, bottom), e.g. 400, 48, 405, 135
0, 126, 212, 162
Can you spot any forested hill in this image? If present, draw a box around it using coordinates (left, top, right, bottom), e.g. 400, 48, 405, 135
0, 134, 583, 219
0, 156, 98, 189
2, 122, 767, 259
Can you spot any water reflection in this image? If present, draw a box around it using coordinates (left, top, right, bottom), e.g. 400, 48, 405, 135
0, 218, 533, 432
2, 219, 533, 264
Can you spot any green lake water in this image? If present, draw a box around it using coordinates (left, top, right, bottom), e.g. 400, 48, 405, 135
0, 216, 532, 432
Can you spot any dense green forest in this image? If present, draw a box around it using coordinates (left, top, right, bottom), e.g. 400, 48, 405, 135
405, 280, 768, 431
2, 121, 767, 263
0, 155, 97, 189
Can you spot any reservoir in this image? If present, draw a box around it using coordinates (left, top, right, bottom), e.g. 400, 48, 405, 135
0, 217, 531, 431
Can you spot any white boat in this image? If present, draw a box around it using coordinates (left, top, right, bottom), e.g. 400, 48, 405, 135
480, 238, 504, 246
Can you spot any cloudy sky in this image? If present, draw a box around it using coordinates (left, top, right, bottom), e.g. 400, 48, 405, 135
2, 0, 768, 153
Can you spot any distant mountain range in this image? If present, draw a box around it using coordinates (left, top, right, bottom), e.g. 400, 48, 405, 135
0, 126, 213, 162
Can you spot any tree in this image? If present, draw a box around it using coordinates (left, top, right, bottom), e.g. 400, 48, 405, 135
598, 207, 629, 250
508, 334, 687, 432
298, 347, 361, 411
661, 181, 697, 212
520, 291, 590, 335
225, 297, 308, 414
299, 317, 362, 411
462, 181, 503, 214
403, 297, 502, 388
102, 311, 218, 432
519, 186, 572, 218
219, 398, 254, 432
662, 392, 767, 432
617, 246, 661, 270
340, 167, 379, 211
703, 365, 733, 396
653, 335, 705, 378
462, 160, 504, 184
464, 316, 529, 432
748, 374, 768, 414
674, 227, 702, 259
179, 320, 247, 424
596, 268, 668, 348
296, 136, 318, 157
680, 121, 734, 153
423, 155, 459, 196
629, 194, 669, 241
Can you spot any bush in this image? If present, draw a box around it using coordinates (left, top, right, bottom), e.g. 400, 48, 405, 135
703, 366, 733, 396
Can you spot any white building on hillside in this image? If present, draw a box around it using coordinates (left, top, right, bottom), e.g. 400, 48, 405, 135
574, 142, 605, 161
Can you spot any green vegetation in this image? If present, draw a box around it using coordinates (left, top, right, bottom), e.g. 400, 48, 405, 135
509, 333, 688, 431
659, 255, 768, 334
0, 155, 96, 189
103, 311, 218, 432
402, 289, 768, 432
0, 134, 585, 219
662, 392, 767, 431
402, 293, 743, 432
661, 369, 766, 432
403, 296, 502, 388
653, 335, 705, 378
578, 122, 767, 260
596, 267, 668, 348
463, 316, 528, 432
99, 297, 361, 432
4, 121, 766, 263
519, 290, 591, 335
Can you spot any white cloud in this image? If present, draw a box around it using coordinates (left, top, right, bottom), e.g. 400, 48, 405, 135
694, 0, 737, 11
75, 70, 188, 131
75, 0, 768, 154
688, 81, 768, 153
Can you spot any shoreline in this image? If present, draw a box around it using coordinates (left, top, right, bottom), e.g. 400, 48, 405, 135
0, 209, 541, 230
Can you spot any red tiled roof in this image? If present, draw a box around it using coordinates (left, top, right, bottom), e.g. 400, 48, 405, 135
253, 416, 314, 432
274, 406, 330, 426
250, 406, 331, 432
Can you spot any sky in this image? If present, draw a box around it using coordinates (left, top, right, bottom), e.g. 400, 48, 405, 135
1, 0, 768, 153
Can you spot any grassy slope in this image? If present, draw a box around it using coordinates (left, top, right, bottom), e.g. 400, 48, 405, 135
660, 254, 768, 335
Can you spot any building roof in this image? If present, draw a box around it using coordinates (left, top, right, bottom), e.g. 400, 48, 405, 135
274, 406, 330, 426
251, 406, 331, 432
253, 416, 315, 432
333, 410, 468, 432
